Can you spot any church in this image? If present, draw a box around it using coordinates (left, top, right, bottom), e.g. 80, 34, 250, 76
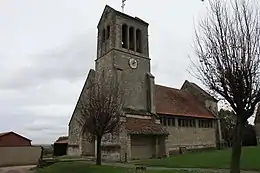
67, 5, 222, 161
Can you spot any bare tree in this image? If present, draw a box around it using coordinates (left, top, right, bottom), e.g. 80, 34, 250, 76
192, 0, 260, 173
78, 71, 124, 165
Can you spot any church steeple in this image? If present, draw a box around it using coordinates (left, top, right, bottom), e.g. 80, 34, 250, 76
95, 5, 154, 113
96, 5, 149, 60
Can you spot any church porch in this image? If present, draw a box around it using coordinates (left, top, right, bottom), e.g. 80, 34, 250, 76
125, 117, 169, 160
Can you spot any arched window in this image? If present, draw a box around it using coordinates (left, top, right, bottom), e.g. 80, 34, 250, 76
129, 27, 134, 51
122, 24, 128, 48
106, 25, 110, 40
102, 28, 106, 42
136, 29, 142, 53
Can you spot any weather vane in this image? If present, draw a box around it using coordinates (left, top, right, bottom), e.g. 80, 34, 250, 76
121, 0, 126, 13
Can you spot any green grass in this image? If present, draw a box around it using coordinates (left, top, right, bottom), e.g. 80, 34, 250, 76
136, 146, 260, 171
35, 161, 194, 173
54, 155, 85, 159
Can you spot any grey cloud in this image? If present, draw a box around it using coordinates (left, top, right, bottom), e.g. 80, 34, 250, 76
0, 80, 83, 107
0, 107, 69, 144
24, 119, 67, 132
20, 104, 73, 119
0, 31, 96, 90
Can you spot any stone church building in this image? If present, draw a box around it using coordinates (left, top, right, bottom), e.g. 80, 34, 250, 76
67, 5, 222, 161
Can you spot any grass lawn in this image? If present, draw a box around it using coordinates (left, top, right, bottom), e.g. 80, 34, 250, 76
54, 155, 86, 159
35, 161, 195, 173
136, 146, 260, 171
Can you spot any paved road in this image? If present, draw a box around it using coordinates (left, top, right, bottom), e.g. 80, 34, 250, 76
0, 165, 36, 173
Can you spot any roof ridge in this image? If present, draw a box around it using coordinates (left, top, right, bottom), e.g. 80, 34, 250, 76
155, 84, 180, 91
0, 131, 31, 141
0, 132, 11, 136
155, 84, 193, 95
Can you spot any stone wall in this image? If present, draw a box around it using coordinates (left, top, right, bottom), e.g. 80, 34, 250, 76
81, 132, 95, 156
181, 81, 218, 116
101, 147, 120, 161
67, 116, 81, 156
255, 123, 260, 145
0, 146, 42, 167
165, 119, 217, 152
181, 81, 222, 144
118, 117, 131, 162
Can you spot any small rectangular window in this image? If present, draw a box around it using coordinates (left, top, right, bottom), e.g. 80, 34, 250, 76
129, 27, 134, 51
102, 29, 106, 42
106, 25, 110, 40
167, 118, 171, 126
199, 120, 202, 128
136, 29, 142, 53
163, 118, 167, 126
172, 118, 175, 126
178, 119, 182, 126
185, 120, 189, 127
182, 120, 185, 127
122, 24, 128, 48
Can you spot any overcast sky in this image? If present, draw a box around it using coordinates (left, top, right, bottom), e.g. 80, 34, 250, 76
0, 0, 255, 144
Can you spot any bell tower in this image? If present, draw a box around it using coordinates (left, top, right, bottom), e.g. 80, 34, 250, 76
95, 5, 155, 114
96, 5, 149, 60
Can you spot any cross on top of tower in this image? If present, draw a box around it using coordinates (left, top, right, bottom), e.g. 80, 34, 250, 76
121, 0, 126, 13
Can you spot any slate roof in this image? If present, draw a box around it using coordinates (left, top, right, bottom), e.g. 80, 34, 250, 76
126, 118, 169, 135
155, 85, 216, 119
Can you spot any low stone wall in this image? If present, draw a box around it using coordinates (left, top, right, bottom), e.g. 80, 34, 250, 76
166, 125, 217, 152
67, 145, 80, 156
168, 144, 217, 156
101, 145, 120, 162
0, 146, 42, 167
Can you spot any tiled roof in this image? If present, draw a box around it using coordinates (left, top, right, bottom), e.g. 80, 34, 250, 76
0, 132, 9, 137
0, 131, 31, 141
126, 118, 169, 135
55, 136, 68, 144
55, 139, 68, 144
155, 85, 216, 119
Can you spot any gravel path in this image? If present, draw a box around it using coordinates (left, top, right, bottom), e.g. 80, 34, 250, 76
101, 162, 260, 173
0, 165, 36, 173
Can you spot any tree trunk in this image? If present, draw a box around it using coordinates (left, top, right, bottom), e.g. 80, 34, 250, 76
96, 136, 102, 165
230, 118, 244, 173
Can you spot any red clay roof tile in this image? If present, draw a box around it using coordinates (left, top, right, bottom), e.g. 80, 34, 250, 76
0, 131, 31, 141
0, 132, 10, 137
126, 117, 168, 135
155, 85, 216, 119
55, 136, 68, 144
